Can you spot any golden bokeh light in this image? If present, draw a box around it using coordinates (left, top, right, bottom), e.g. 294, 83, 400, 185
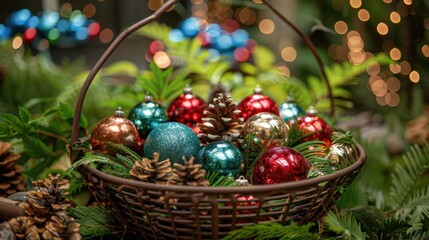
277, 65, 291, 77
400, 61, 411, 75
334, 21, 348, 35
371, 79, 388, 97
424, 18, 429, 30
349, 0, 362, 8
12, 36, 23, 49
385, 92, 400, 107
383, 0, 393, 3
409, 70, 420, 83
390, 11, 401, 23
235, 7, 256, 25
389, 64, 401, 74
386, 77, 401, 92
422, 45, 429, 57
358, 9, 370, 22
259, 19, 275, 34
376, 96, 387, 106
281, 47, 297, 62
403, 0, 413, 5
99, 28, 113, 43
377, 22, 389, 35
366, 64, 380, 76
154, 51, 171, 69
389, 48, 401, 61
83, 3, 96, 18
253, 0, 263, 3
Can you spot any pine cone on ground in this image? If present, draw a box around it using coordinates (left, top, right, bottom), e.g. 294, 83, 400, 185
0, 141, 25, 198
198, 93, 244, 146
130, 152, 172, 184
167, 156, 209, 187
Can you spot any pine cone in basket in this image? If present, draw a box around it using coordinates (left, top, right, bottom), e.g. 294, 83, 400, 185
42, 211, 81, 240
207, 83, 230, 104
198, 93, 244, 146
0, 141, 25, 198
8, 216, 38, 239
18, 174, 70, 223
167, 156, 209, 187
130, 152, 172, 184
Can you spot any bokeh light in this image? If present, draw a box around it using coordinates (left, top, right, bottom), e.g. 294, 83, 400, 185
154, 51, 171, 68
377, 22, 389, 35
99, 28, 113, 43
358, 9, 370, 22
334, 21, 348, 35
409, 70, 420, 83
12, 36, 23, 49
390, 11, 401, 23
349, 0, 362, 8
259, 19, 275, 34
389, 47, 401, 60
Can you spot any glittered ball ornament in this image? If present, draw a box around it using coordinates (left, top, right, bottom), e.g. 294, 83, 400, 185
253, 146, 310, 185
128, 95, 168, 138
237, 85, 279, 121
90, 108, 140, 155
279, 95, 304, 123
324, 132, 358, 170
144, 122, 200, 165
196, 141, 242, 179
297, 106, 333, 146
167, 85, 207, 133
243, 112, 289, 148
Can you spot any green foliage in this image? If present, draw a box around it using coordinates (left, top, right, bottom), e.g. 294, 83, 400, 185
325, 211, 366, 240
205, 171, 236, 187
67, 206, 116, 239
222, 222, 319, 240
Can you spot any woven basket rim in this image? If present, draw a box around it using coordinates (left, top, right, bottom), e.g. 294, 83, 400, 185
81, 141, 366, 194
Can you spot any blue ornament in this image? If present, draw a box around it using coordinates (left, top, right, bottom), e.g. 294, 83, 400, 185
179, 17, 200, 38
144, 122, 201, 165
231, 29, 249, 48
197, 141, 243, 179
128, 95, 168, 138
279, 96, 304, 123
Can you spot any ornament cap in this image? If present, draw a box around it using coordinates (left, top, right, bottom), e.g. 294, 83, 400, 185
183, 84, 193, 94
114, 107, 125, 117
144, 95, 153, 103
234, 175, 250, 186
306, 106, 318, 116
253, 85, 262, 94
286, 95, 295, 103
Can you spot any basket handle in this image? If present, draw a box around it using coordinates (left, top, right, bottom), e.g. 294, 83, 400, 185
261, 0, 334, 116
70, 0, 180, 145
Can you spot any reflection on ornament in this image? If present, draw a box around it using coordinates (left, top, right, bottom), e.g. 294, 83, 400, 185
128, 95, 168, 138
144, 122, 200, 165
196, 141, 242, 179
279, 95, 304, 123
253, 146, 310, 184
243, 112, 289, 147
297, 106, 332, 146
237, 86, 279, 121
167, 85, 206, 133
90, 108, 140, 155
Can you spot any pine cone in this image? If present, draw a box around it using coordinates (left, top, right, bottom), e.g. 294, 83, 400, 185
130, 152, 172, 184
0, 141, 25, 198
198, 93, 244, 146
167, 156, 209, 187
8, 216, 38, 239
19, 174, 70, 223
207, 83, 229, 104
42, 211, 81, 240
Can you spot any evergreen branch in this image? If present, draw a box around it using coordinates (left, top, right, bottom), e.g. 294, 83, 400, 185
114, 154, 136, 170
63, 153, 114, 176
206, 171, 236, 187
324, 211, 366, 240
67, 206, 116, 238
105, 142, 141, 161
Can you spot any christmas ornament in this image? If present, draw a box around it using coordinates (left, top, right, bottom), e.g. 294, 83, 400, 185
253, 146, 310, 185
167, 156, 209, 186
130, 152, 172, 184
90, 108, 140, 155
196, 141, 242, 179
243, 112, 289, 147
167, 85, 206, 133
129, 95, 168, 138
144, 122, 200, 165
0, 141, 25, 198
324, 131, 358, 170
279, 95, 304, 123
237, 86, 279, 121
297, 106, 333, 146
7, 174, 81, 240
198, 93, 243, 146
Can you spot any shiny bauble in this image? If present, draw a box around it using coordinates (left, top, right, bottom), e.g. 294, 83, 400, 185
90, 109, 140, 155
144, 122, 200, 165
167, 85, 206, 133
128, 95, 168, 138
279, 95, 304, 123
196, 141, 242, 179
325, 142, 358, 170
297, 106, 333, 146
243, 112, 289, 147
253, 146, 310, 185
237, 86, 279, 121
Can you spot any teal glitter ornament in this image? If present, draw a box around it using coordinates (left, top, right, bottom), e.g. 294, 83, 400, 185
144, 122, 201, 165
128, 95, 168, 138
196, 141, 243, 179
279, 95, 304, 123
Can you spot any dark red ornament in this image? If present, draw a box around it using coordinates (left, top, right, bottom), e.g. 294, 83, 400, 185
168, 85, 207, 133
90, 108, 141, 155
237, 85, 279, 121
253, 146, 310, 184
297, 106, 333, 146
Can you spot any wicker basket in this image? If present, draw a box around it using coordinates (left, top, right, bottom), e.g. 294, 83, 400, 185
69, 1, 366, 239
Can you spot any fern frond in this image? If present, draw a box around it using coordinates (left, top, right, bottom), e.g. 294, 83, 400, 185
114, 154, 136, 170
372, 217, 409, 239
324, 211, 366, 240
67, 206, 114, 238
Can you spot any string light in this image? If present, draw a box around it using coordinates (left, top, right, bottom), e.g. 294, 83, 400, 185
422, 44, 429, 57
389, 47, 401, 61
399, 61, 411, 75
357, 9, 370, 22
409, 70, 420, 83
349, 0, 362, 8
403, 0, 413, 6
334, 21, 348, 34
11, 36, 23, 49
386, 77, 401, 92
259, 19, 275, 34
281, 46, 297, 62
376, 22, 389, 35
390, 11, 401, 23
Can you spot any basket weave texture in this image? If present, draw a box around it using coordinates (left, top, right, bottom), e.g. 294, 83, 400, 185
69, 1, 366, 239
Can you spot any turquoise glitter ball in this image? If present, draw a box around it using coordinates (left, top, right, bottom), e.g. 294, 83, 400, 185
196, 141, 243, 179
144, 122, 201, 165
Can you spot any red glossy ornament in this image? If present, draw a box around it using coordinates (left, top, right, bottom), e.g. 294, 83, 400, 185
253, 146, 310, 184
90, 108, 141, 155
237, 86, 279, 121
168, 85, 206, 133
297, 106, 333, 146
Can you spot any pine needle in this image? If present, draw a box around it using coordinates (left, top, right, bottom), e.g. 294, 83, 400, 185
324, 211, 366, 240
67, 206, 116, 238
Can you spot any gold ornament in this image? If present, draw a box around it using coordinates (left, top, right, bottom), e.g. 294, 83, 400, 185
243, 112, 289, 146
